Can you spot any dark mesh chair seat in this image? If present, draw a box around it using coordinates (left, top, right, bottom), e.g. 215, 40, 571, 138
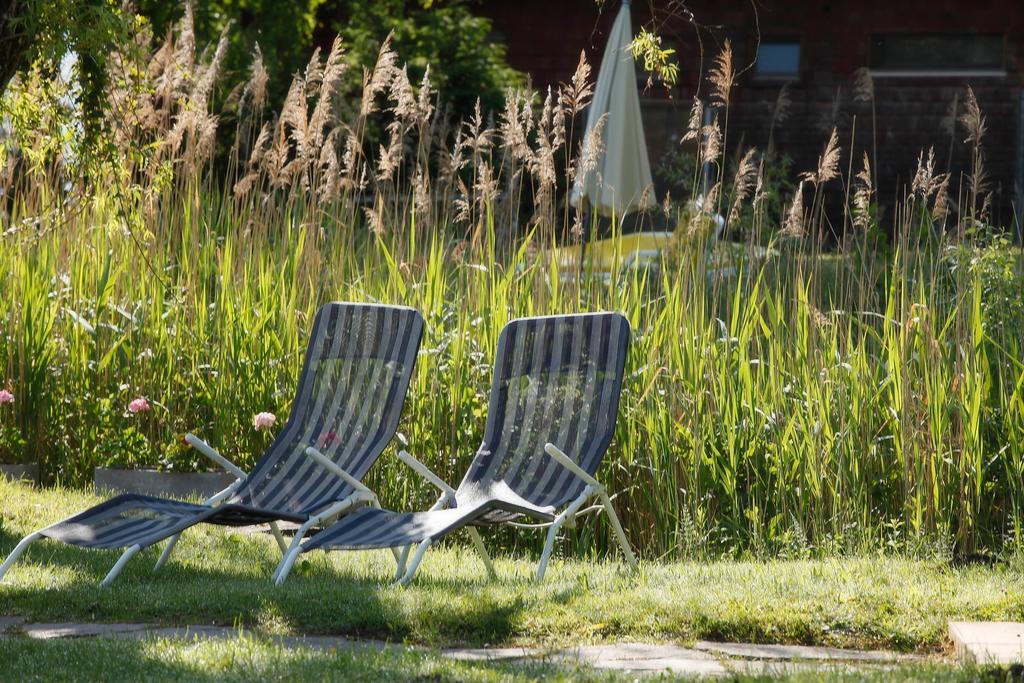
301, 313, 630, 570
12, 303, 423, 566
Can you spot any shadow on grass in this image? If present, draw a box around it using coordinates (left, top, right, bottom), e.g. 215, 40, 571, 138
0, 526, 529, 647
0, 633, 576, 682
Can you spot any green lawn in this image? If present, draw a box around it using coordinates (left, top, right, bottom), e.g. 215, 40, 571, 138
2, 479, 1024, 654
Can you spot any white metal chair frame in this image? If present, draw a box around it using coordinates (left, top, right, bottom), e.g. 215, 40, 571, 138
0, 433, 384, 587
366, 442, 637, 586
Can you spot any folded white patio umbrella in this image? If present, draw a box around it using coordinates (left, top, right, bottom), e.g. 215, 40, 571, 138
570, 0, 655, 217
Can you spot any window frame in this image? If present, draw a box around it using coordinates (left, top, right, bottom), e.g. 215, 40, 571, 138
751, 39, 803, 82
868, 33, 1006, 79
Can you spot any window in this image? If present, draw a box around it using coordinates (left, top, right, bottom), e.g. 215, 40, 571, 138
870, 34, 1004, 74
754, 42, 801, 78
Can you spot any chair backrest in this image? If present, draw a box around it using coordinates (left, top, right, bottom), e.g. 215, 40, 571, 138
458, 312, 630, 509
231, 303, 424, 515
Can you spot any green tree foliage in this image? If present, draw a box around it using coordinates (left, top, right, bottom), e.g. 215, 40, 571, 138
134, 0, 325, 105
318, 0, 522, 119
0, 0, 131, 140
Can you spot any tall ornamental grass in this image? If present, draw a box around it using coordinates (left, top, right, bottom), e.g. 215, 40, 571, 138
2, 14, 1023, 559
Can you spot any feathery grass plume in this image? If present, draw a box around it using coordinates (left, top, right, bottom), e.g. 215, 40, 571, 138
413, 169, 430, 221
681, 97, 703, 143
377, 65, 419, 182
701, 114, 722, 166
560, 51, 593, 117
728, 147, 758, 226
364, 201, 385, 235
574, 112, 609, 186
570, 211, 585, 238
417, 67, 434, 124
911, 147, 943, 201
309, 38, 347, 146
267, 83, 298, 188
453, 176, 472, 225
960, 86, 989, 218
191, 26, 228, 114
771, 82, 791, 125
932, 173, 951, 223
802, 128, 840, 186
638, 183, 654, 211
752, 163, 766, 212
172, 2, 196, 90
709, 39, 734, 107
531, 90, 558, 216
147, 32, 177, 109
360, 33, 397, 117
781, 181, 806, 238
960, 87, 986, 146
317, 131, 342, 202
466, 99, 494, 157
277, 72, 309, 180
688, 181, 720, 236
853, 67, 874, 104
440, 127, 468, 189
852, 152, 873, 231
377, 127, 403, 182
500, 88, 534, 165
165, 26, 228, 167
303, 47, 324, 98
242, 44, 269, 112
471, 161, 498, 243
389, 65, 417, 123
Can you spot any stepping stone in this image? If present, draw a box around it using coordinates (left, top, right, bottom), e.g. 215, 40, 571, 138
0, 616, 26, 634
20, 622, 152, 639
450, 642, 727, 675
695, 640, 912, 662
949, 621, 1024, 664
445, 646, 538, 662
555, 643, 727, 675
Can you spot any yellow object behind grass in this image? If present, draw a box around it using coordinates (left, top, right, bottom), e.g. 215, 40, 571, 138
553, 231, 675, 273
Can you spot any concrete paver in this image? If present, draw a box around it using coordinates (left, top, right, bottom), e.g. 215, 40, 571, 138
695, 640, 913, 662
557, 643, 726, 674
20, 622, 152, 639
949, 621, 1024, 664
0, 616, 26, 633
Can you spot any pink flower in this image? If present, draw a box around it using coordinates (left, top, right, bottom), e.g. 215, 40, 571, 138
0, 389, 13, 406
319, 430, 339, 448
253, 412, 277, 431
128, 397, 150, 414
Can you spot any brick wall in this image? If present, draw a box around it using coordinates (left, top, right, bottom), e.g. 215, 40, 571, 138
480, 0, 1024, 230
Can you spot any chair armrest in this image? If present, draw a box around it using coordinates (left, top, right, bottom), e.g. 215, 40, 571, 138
397, 450, 456, 497
543, 443, 602, 490
185, 433, 247, 480
304, 447, 374, 497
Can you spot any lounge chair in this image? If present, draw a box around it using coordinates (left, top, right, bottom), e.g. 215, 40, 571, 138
0, 302, 424, 586
283, 312, 637, 585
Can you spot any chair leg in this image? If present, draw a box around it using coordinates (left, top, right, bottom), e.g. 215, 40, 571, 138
394, 545, 411, 580
536, 488, 594, 581
153, 533, 182, 572
536, 516, 570, 582
269, 522, 288, 554
272, 523, 315, 586
467, 528, 496, 579
397, 539, 432, 586
0, 532, 43, 582
599, 490, 638, 571
101, 544, 141, 587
